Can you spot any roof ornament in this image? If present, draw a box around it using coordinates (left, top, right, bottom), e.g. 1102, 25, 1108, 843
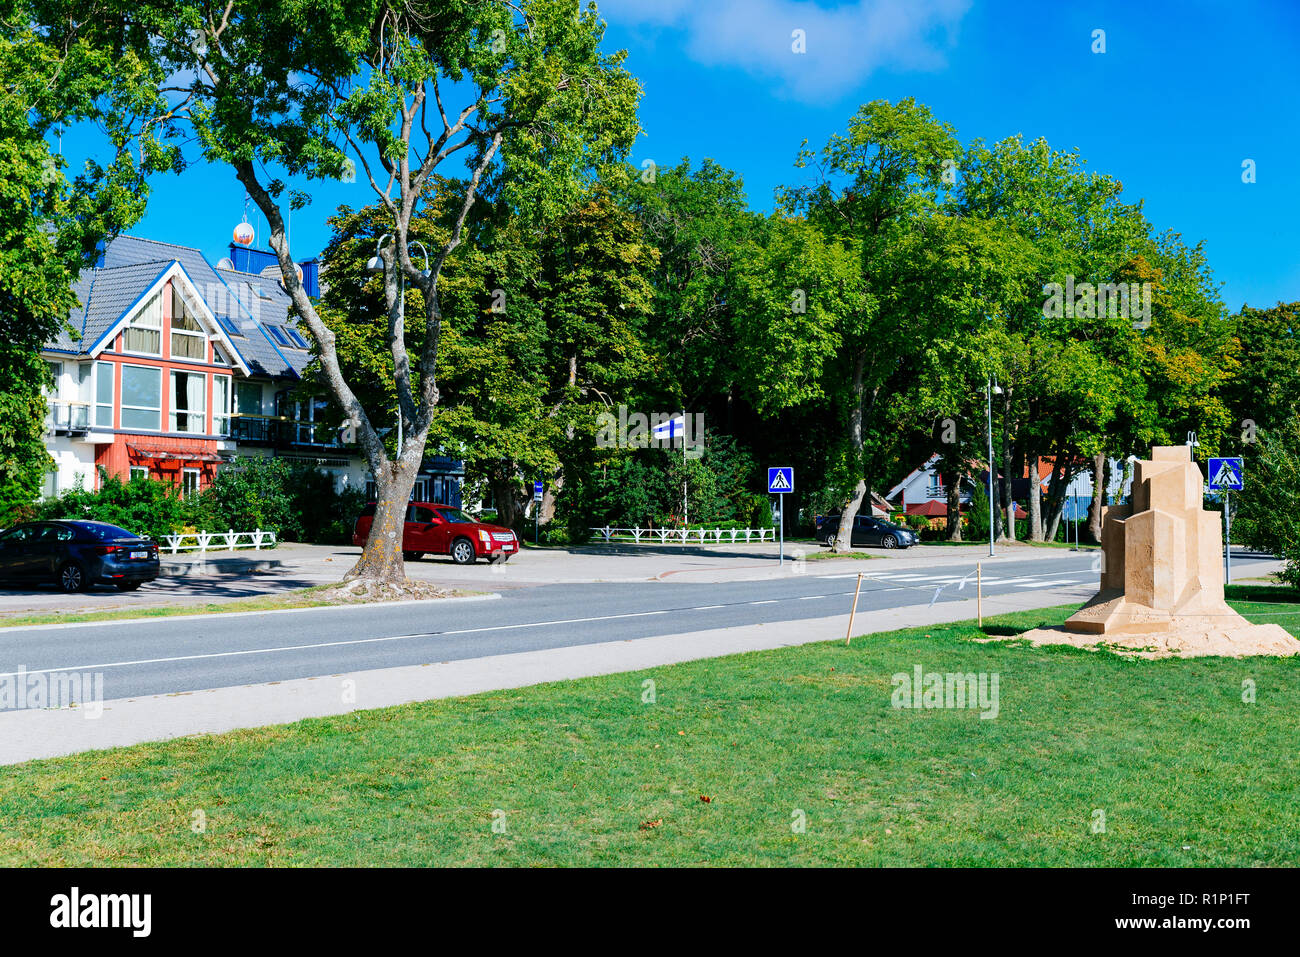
233, 194, 255, 246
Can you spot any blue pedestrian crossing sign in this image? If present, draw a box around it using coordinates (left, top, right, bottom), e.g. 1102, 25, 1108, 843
767, 467, 794, 494
1208, 457, 1244, 491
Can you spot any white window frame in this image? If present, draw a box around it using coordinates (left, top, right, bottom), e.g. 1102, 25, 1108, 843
213, 375, 232, 435
122, 291, 163, 356
169, 370, 208, 435
119, 363, 162, 432
181, 468, 200, 499
170, 284, 208, 361
130, 466, 149, 481
94, 361, 115, 428
45, 360, 63, 397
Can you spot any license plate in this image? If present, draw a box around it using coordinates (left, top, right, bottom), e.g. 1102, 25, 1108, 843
502, 543, 514, 550
130, 550, 148, 560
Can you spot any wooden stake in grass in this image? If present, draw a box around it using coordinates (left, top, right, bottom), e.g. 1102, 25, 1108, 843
845, 572, 863, 644
977, 562, 982, 628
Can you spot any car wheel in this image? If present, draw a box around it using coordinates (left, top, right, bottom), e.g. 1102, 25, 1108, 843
882, 536, 898, 549
825, 535, 837, 550
403, 551, 422, 562
115, 582, 142, 591
451, 538, 477, 565
58, 561, 89, 593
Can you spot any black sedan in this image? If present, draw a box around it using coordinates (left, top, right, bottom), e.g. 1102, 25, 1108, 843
815, 514, 918, 550
0, 520, 160, 592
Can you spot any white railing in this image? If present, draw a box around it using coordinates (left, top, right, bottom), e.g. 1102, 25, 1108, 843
161, 529, 277, 555
589, 526, 775, 545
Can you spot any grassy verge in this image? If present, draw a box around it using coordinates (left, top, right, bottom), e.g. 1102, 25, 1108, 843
799, 549, 878, 561
1, 600, 1297, 866
0, 584, 472, 629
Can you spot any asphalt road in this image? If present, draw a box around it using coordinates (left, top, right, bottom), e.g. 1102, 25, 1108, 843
0, 551, 1279, 706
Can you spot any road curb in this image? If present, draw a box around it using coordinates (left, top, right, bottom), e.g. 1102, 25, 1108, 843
0, 591, 502, 634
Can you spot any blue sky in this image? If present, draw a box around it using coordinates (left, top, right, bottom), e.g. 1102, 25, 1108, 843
89, 0, 1300, 311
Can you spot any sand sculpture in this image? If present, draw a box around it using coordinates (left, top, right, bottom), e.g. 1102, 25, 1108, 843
1018, 445, 1300, 657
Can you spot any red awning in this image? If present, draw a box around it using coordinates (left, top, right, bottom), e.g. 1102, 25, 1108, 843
127, 444, 222, 464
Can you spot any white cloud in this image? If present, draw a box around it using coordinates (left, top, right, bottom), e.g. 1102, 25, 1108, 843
595, 0, 971, 101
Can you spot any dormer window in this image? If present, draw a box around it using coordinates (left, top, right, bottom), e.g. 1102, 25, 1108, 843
171, 285, 207, 360
123, 291, 162, 355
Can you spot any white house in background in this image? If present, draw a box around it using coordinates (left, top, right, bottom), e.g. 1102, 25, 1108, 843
885, 453, 974, 510
1041, 455, 1139, 517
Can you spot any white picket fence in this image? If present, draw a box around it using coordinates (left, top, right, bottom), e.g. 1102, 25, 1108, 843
161, 529, 277, 555
590, 526, 775, 545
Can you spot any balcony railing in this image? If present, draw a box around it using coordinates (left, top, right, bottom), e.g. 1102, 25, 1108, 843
226, 413, 353, 449
46, 400, 91, 433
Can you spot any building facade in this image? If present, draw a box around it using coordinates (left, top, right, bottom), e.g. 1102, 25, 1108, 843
41, 234, 463, 509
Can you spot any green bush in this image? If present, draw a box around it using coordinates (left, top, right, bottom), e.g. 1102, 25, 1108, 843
35, 458, 366, 546
39, 472, 196, 539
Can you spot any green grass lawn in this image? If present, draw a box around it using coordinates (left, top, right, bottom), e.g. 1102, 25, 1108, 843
1, 601, 1297, 867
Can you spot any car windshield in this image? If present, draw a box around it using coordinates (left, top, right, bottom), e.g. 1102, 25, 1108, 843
439, 508, 476, 524
80, 522, 142, 540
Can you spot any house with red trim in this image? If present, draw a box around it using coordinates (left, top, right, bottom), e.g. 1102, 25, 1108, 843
40, 235, 464, 507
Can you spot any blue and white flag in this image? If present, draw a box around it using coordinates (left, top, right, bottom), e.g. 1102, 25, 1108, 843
652, 415, 685, 441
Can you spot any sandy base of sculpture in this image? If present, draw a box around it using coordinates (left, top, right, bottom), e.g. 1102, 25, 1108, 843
1013, 621, 1300, 658
1064, 590, 1247, 635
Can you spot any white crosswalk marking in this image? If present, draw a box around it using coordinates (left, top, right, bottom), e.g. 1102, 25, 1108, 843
1013, 580, 1081, 588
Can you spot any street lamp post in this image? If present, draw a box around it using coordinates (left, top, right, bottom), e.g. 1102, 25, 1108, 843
367, 234, 431, 458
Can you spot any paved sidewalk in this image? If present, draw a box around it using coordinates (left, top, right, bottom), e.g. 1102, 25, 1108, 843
0, 581, 1094, 766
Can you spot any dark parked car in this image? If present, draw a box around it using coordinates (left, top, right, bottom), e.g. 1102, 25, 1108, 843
352, 502, 518, 564
0, 520, 160, 592
815, 514, 918, 550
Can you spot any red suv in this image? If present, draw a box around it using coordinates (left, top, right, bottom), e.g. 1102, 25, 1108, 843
352, 502, 518, 564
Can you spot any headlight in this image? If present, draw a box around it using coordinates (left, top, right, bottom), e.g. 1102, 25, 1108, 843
478, 529, 489, 543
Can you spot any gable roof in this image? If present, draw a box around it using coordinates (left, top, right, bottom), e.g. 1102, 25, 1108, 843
47, 234, 312, 380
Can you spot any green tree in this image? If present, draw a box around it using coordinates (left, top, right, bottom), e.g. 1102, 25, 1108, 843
0, 3, 177, 522
1234, 418, 1300, 589
49, 0, 644, 586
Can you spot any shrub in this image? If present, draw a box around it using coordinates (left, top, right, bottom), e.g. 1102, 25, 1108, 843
38, 472, 198, 539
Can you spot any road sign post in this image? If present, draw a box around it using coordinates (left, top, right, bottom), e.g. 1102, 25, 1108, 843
767, 467, 794, 567
1207, 457, 1244, 583
533, 480, 543, 545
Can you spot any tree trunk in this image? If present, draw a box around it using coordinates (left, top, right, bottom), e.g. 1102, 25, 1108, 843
945, 466, 963, 541
1043, 453, 1075, 543
345, 441, 423, 583
1000, 391, 1015, 542
1029, 452, 1044, 541
1088, 453, 1106, 543
834, 353, 868, 553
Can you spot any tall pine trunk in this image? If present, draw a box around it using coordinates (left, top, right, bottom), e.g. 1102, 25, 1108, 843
834, 353, 868, 552
1029, 452, 1044, 541
945, 464, 963, 540
1088, 453, 1106, 543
